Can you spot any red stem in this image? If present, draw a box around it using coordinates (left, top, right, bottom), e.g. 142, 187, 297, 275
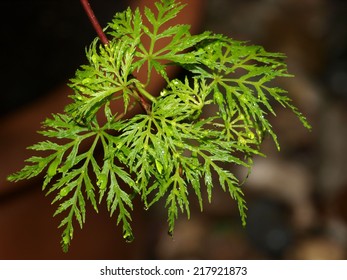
80, 0, 109, 45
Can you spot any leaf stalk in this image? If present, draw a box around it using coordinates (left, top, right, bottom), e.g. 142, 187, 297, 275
80, 0, 109, 45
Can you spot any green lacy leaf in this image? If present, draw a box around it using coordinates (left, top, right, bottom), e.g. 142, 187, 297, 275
7, 0, 311, 251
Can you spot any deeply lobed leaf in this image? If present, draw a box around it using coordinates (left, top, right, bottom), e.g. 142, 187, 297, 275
7, 0, 311, 251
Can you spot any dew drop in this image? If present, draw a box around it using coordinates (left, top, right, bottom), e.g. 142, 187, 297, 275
247, 132, 255, 140
62, 235, 70, 245
97, 174, 107, 190
238, 136, 246, 145
76, 86, 85, 93
172, 79, 180, 86
185, 53, 194, 61
240, 95, 247, 103
160, 89, 168, 96
91, 54, 97, 64
124, 234, 134, 243
155, 159, 163, 174
59, 187, 69, 197
82, 78, 92, 85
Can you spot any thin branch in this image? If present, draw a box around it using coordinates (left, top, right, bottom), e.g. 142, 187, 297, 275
80, 0, 109, 45
128, 82, 152, 115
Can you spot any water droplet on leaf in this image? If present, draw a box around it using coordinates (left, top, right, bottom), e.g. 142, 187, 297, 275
59, 187, 69, 197
160, 89, 168, 96
238, 136, 246, 145
91, 54, 98, 64
82, 78, 92, 85
97, 174, 107, 190
172, 79, 180, 86
62, 235, 70, 245
124, 233, 134, 243
47, 158, 60, 177
240, 95, 247, 103
155, 159, 163, 174
247, 132, 255, 140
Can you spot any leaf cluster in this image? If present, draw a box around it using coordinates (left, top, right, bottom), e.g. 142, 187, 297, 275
8, 0, 310, 251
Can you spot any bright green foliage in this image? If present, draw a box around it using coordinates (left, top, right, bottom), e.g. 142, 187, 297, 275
8, 0, 310, 252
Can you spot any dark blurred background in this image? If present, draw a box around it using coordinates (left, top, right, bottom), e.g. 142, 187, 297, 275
1, 0, 347, 259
